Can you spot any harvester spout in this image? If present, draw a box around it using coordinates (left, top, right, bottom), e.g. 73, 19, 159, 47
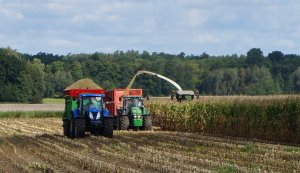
124, 70, 182, 95
138, 70, 182, 91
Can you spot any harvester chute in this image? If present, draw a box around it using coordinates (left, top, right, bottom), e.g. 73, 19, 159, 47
124, 70, 198, 102
124, 70, 182, 95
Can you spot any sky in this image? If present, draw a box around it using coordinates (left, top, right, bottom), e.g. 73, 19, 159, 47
0, 0, 300, 56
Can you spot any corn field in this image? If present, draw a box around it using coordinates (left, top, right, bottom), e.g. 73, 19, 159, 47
148, 95, 300, 143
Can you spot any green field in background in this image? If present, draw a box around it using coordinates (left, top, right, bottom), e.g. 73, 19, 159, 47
0, 111, 63, 118
42, 98, 65, 104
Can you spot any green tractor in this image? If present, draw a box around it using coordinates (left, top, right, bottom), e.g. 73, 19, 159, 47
118, 96, 152, 130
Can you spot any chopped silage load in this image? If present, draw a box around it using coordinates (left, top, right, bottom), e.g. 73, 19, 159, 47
64, 78, 103, 90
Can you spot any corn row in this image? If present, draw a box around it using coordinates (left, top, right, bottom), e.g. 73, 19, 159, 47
148, 97, 300, 143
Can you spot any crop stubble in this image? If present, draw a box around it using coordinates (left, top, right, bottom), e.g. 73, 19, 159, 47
0, 118, 299, 173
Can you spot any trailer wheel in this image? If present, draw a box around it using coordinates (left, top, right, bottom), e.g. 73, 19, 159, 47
69, 119, 75, 139
143, 115, 152, 131
120, 116, 129, 130
74, 118, 86, 138
63, 119, 70, 137
102, 118, 113, 138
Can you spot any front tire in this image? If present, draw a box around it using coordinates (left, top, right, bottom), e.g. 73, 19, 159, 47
120, 116, 129, 130
143, 115, 152, 130
102, 118, 113, 138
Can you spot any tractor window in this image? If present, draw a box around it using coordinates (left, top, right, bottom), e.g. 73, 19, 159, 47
82, 96, 102, 110
124, 97, 143, 108
176, 94, 193, 101
133, 98, 143, 107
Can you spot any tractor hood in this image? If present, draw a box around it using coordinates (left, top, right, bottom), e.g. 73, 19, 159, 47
87, 107, 110, 120
88, 108, 101, 120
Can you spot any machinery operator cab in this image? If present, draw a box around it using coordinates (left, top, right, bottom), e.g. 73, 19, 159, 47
78, 94, 109, 120
124, 97, 143, 109
81, 96, 102, 110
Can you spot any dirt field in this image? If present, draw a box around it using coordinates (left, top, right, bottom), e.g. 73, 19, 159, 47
0, 104, 64, 112
0, 118, 299, 173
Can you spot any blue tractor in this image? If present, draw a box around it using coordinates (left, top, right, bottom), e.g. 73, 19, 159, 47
63, 90, 114, 138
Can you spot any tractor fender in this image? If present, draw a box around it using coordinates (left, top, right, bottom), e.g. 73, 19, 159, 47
72, 108, 79, 118
103, 108, 110, 117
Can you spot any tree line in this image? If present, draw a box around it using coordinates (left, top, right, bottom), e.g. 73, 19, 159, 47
1, 47, 300, 103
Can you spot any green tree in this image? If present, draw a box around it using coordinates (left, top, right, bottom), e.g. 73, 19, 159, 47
0, 48, 44, 102
70, 61, 83, 81
29, 59, 45, 102
244, 66, 276, 95
268, 51, 284, 62
290, 67, 300, 93
245, 48, 265, 65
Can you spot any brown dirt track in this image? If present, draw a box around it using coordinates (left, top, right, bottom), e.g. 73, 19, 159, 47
0, 118, 299, 173
0, 104, 64, 112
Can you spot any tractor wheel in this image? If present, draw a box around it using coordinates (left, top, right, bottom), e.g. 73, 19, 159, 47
143, 115, 152, 131
63, 119, 70, 137
69, 119, 75, 139
102, 118, 113, 138
74, 118, 86, 138
120, 116, 129, 130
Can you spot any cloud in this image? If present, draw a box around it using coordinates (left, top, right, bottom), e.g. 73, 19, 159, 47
0, 0, 299, 55
184, 9, 208, 28
0, 33, 5, 39
192, 34, 221, 44
0, 3, 24, 20
274, 39, 295, 49
48, 39, 80, 48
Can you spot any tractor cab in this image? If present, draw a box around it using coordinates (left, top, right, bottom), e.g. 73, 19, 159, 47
78, 94, 108, 120
123, 96, 144, 111
172, 90, 195, 102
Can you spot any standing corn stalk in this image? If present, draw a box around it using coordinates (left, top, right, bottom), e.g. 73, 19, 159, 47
149, 96, 300, 143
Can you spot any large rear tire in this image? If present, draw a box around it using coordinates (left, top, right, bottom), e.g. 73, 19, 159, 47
143, 115, 152, 131
120, 116, 129, 130
74, 118, 86, 138
102, 118, 113, 138
63, 119, 70, 137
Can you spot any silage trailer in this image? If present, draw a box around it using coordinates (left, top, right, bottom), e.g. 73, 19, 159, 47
105, 89, 152, 131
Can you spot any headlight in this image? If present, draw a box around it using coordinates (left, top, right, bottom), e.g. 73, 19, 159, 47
134, 115, 137, 118
89, 112, 94, 120
96, 112, 101, 120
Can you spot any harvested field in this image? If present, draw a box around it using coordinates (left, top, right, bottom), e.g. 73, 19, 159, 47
0, 118, 299, 173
